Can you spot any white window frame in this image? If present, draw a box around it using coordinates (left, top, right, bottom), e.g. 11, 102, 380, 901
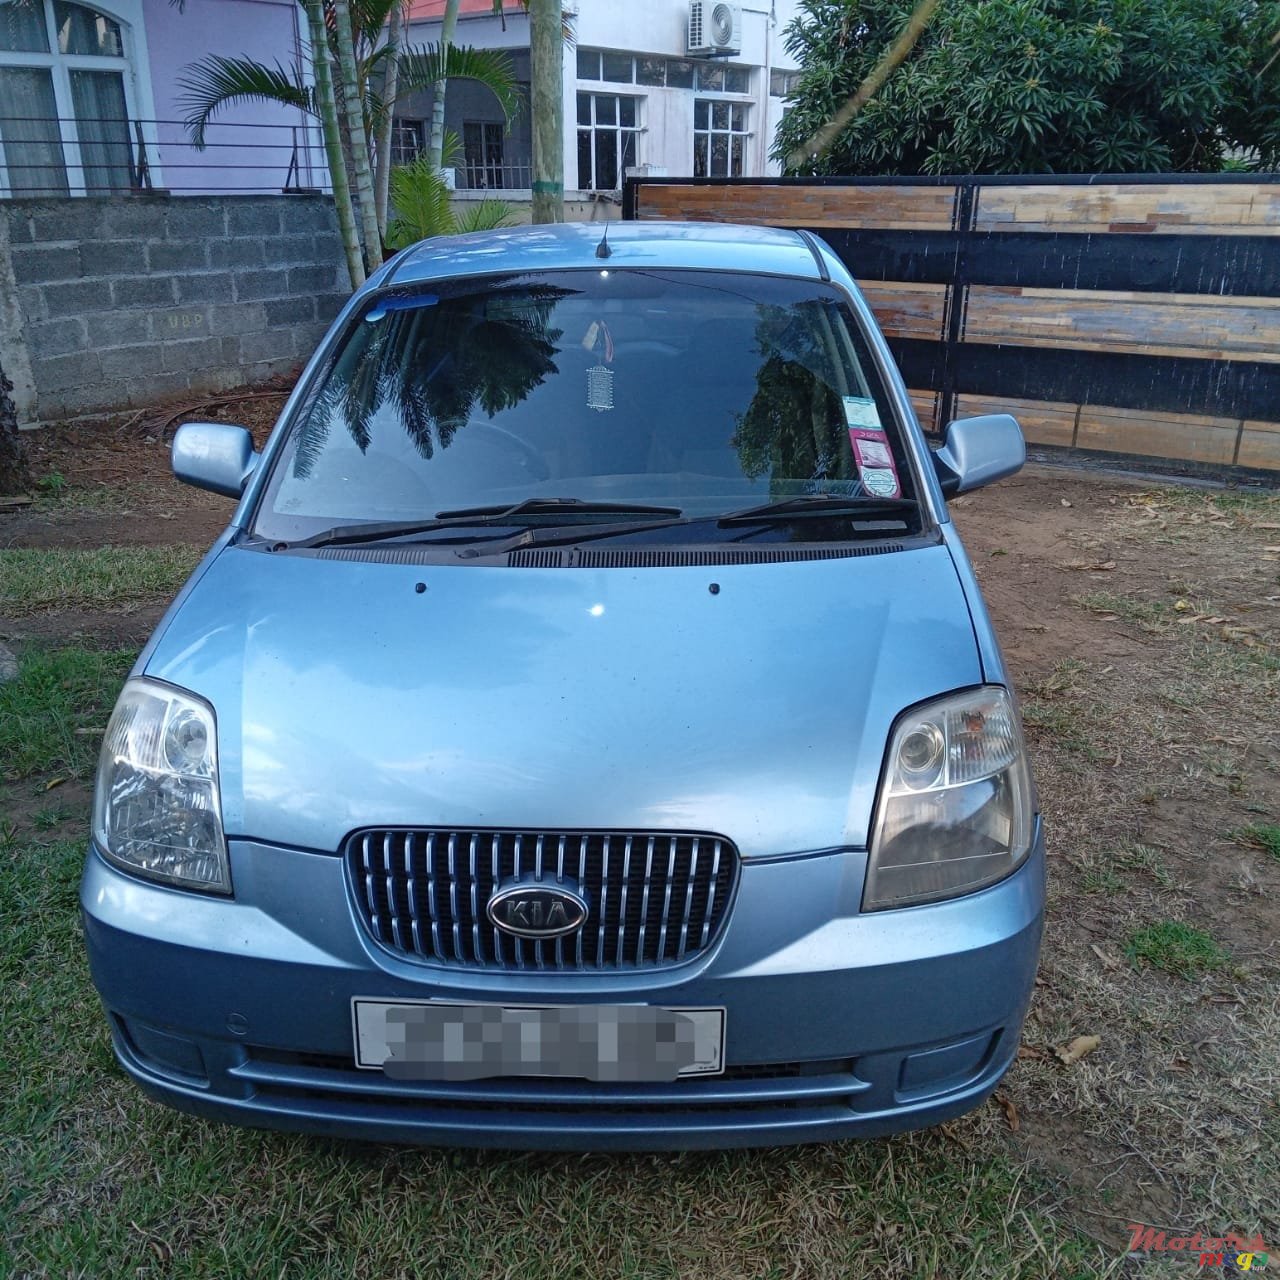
0, 0, 160, 196
575, 91, 640, 193
693, 97, 751, 178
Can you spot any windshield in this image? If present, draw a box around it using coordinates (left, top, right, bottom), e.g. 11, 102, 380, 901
252, 268, 920, 543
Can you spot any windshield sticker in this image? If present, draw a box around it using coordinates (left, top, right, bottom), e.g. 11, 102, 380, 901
849, 427, 902, 499
842, 396, 881, 429
587, 365, 614, 412
585, 319, 615, 412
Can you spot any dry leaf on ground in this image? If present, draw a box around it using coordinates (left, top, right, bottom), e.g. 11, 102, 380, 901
1054, 1034, 1101, 1066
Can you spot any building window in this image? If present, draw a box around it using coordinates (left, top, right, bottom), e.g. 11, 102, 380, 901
462, 119, 504, 188
694, 99, 749, 177
694, 64, 750, 94
390, 118, 424, 166
575, 49, 748, 95
0, 0, 138, 196
770, 69, 802, 97
576, 92, 637, 191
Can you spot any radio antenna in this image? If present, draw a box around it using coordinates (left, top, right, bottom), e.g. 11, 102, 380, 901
595, 221, 612, 260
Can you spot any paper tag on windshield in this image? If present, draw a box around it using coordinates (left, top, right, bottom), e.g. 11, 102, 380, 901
842, 396, 881, 429
849, 427, 902, 499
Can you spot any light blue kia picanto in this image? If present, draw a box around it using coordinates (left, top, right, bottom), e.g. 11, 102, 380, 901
82, 221, 1044, 1149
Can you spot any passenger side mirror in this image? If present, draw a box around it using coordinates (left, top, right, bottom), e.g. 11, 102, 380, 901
172, 422, 259, 498
932, 414, 1025, 498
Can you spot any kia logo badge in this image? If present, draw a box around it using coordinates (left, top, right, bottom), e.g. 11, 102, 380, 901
486, 880, 589, 940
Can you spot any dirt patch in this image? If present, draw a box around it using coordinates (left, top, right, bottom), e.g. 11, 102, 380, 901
954, 474, 1280, 1242
3, 415, 1278, 1253
2, 601, 170, 651
3, 389, 288, 551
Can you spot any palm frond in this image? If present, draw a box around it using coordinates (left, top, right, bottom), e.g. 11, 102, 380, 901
452, 199, 519, 234
350, 0, 403, 47
386, 154, 456, 248
177, 56, 315, 148
395, 43, 523, 124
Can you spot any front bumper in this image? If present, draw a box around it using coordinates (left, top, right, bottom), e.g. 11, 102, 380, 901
81, 825, 1044, 1150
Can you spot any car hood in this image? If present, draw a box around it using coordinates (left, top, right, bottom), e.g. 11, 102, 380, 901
145, 543, 981, 858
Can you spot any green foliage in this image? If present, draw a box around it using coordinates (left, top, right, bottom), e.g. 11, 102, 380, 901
0, 647, 133, 781
1234, 822, 1280, 861
385, 151, 518, 249
775, 0, 1280, 175
1125, 920, 1229, 978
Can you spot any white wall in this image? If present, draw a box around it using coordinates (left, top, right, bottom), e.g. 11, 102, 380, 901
406, 0, 804, 194
570, 0, 802, 185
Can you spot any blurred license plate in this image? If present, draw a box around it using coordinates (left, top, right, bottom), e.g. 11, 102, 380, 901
352, 999, 725, 1082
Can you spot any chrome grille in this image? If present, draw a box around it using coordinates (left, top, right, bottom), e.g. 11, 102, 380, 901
346, 829, 738, 970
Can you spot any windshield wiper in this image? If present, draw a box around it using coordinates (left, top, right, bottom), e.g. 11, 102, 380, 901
458, 494, 922, 557
715, 494, 919, 526
285, 498, 684, 550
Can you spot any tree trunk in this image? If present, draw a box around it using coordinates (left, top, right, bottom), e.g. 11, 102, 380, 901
426, 0, 461, 171
303, 0, 366, 289
0, 360, 31, 497
529, 0, 563, 223
373, 2, 403, 239
333, 0, 385, 270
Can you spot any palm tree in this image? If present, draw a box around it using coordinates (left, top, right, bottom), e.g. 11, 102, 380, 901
177, 0, 521, 286
486, 0, 571, 224
300, 0, 364, 285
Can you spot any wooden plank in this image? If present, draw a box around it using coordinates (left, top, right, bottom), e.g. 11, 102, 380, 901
1237, 419, 1280, 471
906, 387, 939, 431
858, 281, 948, 340
952, 394, 1077, 448
1075, 405, 1241, 466
963, 287, 1280, 363
974, 184, 1280, 235
636, 183, 960, 230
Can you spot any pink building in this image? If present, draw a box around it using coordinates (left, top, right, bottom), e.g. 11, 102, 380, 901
0, 0, 315, 197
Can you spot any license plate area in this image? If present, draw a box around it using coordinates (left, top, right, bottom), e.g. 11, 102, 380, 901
352, 999, 725, 1082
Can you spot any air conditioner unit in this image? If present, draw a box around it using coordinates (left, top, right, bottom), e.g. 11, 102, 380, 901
688, 1, 741, 57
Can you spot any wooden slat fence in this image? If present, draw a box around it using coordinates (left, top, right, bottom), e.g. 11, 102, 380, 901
623, 175, 1280, 475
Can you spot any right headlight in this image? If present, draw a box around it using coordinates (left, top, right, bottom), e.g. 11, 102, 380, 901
863, 686, 1033, 911
91, 677, 231, 894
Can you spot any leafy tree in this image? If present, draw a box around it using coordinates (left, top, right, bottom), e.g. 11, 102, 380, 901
775, 0, 1280, 175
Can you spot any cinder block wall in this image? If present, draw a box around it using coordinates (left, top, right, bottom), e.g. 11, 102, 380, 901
0, 195, 350, 425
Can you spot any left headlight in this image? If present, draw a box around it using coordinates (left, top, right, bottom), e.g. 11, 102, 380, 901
92, 677, 231, 894
863, 685, 1033, 911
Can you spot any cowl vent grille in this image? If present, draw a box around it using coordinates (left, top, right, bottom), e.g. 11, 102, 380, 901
508, 543, 907, 568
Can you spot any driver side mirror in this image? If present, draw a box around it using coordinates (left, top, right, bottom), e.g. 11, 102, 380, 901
932, 414, 1025, 498
172, 422, 259, 498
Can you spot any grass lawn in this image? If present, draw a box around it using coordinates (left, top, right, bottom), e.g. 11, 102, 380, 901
0, 546, 201, 618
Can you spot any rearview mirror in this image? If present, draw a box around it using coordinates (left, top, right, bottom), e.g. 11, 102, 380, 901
932, 414, 1025, 498
172, 422, 259, 498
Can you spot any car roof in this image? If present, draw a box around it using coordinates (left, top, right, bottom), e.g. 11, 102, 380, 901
381, 220, 821, 288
